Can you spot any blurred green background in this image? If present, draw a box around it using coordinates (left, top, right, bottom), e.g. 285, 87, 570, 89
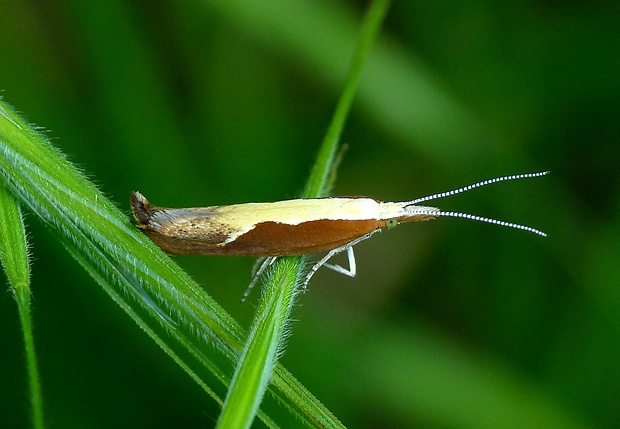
1, 0, 618, 428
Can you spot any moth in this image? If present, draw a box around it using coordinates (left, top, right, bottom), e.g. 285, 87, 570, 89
131, 171, 547, 299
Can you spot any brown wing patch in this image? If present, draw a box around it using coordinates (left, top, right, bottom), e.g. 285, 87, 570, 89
219, 219, 385, 256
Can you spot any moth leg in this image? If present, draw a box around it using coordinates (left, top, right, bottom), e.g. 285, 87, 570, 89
302, 229, 381, 291
242, 256, 277, 303
323, 246, 357, 277
251, 257, 267, 276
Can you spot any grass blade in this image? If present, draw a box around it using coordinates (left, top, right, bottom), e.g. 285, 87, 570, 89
0, 186, 43, 429
216, 1, 392, 428
0, 98, 340, 427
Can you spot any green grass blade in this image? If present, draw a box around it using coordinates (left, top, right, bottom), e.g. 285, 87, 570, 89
216, 1, 391, 428
0, 186, 43, 429
304, 0, 392, 199
0, 99, 340, 428
217, 259, 302, 429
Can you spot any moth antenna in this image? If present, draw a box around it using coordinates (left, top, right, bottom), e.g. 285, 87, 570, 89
414, 210, 547, 237
405, 171, 549, 206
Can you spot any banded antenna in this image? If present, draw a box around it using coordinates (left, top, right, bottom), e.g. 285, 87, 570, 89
404, 171, 549, 237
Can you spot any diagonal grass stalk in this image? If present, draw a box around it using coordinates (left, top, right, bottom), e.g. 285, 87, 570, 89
0, 98, 339, 427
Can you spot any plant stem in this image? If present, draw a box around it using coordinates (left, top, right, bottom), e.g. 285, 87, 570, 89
304, 0, 392, 198
0, 187, 44, 429
216, 1, 392, 427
